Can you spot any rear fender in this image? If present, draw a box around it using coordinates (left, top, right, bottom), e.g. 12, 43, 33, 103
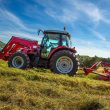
48, 46, 77, 60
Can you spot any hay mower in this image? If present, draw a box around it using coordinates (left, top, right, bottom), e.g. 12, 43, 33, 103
0, 29, 110, 80
83, 61, 110, 81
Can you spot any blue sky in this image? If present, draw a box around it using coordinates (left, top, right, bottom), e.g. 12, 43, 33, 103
0, 0, 110, 58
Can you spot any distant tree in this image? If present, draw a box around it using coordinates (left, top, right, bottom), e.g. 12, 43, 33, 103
77, 55, 110, 67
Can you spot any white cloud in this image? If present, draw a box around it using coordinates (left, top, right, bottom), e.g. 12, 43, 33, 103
30, 0, 110, 25
77, 46, 110, 58
0, 31, 35, 40
0, 30, 43, 44
0, 8, 38, 33
0, 7, 44, 45
0, 8, 26, 29
92, 31, 106, 41
45, 8, 77, 23
73, 1, 103, 23
72, 0, 110, 24
72, 37, 110, 58
34, 0, 78, 23
72, 38, 92, 47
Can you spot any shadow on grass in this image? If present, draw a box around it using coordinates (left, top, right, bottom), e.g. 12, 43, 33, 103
79, 100, 104, 110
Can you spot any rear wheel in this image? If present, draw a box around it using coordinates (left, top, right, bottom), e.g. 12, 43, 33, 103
50, 50, 78, 76
8, 52, 30, 69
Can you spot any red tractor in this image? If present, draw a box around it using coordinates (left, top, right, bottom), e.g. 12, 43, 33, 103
0, 30, 78, 76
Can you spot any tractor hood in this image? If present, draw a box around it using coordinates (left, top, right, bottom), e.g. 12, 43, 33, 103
9, 36, 39, 49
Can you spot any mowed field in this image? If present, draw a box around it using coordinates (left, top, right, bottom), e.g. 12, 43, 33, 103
0, 60, 110, 110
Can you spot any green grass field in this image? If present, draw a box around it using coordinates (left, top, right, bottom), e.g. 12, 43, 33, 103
0, 60, 110, 110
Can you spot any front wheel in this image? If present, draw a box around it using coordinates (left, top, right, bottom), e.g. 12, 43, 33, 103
50, 50, 78, 76
8, 52, 30, 69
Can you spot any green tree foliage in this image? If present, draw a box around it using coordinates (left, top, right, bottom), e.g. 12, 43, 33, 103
77, 55, 110, 67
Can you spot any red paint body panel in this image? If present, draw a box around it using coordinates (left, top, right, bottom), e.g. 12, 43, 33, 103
48, 46, 76, 59
0, 36, 39, 60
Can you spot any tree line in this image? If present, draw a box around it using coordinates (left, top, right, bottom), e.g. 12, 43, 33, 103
77, 55, 110, 67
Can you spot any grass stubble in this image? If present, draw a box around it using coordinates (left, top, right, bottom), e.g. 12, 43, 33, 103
0, 60, 110, 110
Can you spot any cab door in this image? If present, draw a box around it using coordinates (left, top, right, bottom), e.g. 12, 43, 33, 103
41, 34, 60, 59
40, 35, 49, 58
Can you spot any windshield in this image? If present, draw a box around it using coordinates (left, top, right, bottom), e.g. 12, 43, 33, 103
41, 33, 60, 48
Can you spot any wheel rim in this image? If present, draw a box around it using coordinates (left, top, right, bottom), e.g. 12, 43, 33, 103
56, 56, 73, 74
12, 56, 24, 68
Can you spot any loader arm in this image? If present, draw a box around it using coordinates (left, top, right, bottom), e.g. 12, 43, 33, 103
0, 36, 38, 61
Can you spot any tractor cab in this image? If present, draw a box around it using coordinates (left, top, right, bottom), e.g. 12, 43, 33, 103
40, 30, 72, 58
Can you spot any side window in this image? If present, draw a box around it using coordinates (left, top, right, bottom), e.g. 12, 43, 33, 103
62, 35, 71, 47
46, 34, 60, 53
41, 35, 49, 47
41, 34, 60, 59
62, 35, 68, 46
67, 37, 71, 47
48, 35, 59, 48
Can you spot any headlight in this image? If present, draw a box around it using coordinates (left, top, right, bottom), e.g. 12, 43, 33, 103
33, 46, 37, 48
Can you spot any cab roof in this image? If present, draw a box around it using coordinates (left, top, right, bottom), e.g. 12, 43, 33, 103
44, 30, 71, 37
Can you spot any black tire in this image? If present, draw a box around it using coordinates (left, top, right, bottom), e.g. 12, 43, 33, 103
50, 50, 78, 76
8, 52, 30, 69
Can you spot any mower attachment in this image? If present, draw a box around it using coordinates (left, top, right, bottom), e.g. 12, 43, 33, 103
83, 61, 110, 81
